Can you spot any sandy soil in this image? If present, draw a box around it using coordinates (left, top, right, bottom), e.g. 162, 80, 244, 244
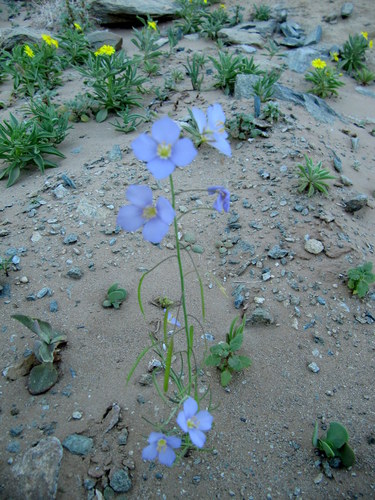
0, 0, 374, 498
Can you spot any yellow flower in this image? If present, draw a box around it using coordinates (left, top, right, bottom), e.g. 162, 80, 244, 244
361, 31, 368, 40
41, 34, 59, 48
148, 20, 157, 31
94, 44, 115, 57
203, 0, 208, 3
24, 44, 34, 58
74, 22, 82, 31
311, 58, 326, 69
369, 40, 373, 49
331, 51, 339, 62
220, 3, 226, 8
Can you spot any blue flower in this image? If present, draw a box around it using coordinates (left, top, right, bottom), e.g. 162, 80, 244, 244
164, 309, 181, 327
191, 103, 231, 157
142, 432, 181, 467
132, 116, 197, 179
117, 185, 175, 243
176, 397, 213, 448
207, 186, 230, 213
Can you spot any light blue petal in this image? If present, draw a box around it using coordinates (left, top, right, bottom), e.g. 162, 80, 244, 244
191, 108, 207, 134
166, 435, 182, 449
209, 136, 232, 157
132, 133, 157, 162
142, 443, 158, 461
147, 158, 175, 179
189, 428, 206, 448
183, 397, 198, 418
126, 185, 153, 207
171, 138, 197, 167
117, 205, 145, 232
148, 432, 165, 444
176, 411, 188, 432
207, 185, 222, 195
158, 446, 176, 467
143, 218, 169, 243
152, 116, 180, 144
207, 103, 226, 131
156, 197, 175, 225
196, 410, 213, 431
213, 195, 224, 212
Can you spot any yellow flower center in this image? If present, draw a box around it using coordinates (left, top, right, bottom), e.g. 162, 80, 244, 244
157, 142, 172, 159
74, 22, 82, 31
143, 206, 157, 219
187, 416, 198, 429
41, 34, 58, 48
157, 438, 167, 452
94, 45, 115, 57
311, 58, 326, 69
148, 21, 157, 30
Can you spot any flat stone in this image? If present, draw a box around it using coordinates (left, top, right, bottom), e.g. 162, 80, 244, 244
89, 0, 179, 24
63, 234, 78, 245
218, 24, 265, 47
246, 307, 274, 325
304, 25, 322, 46
12, 437, 63, 499
308, 362, 320, 373
109, 468, 132, 493
304, 239, 324, 254
341, 2, 353, 18
86, 30, 123, 51
62, 434, 93, 456
52, 184, 69, 199
344, 194, 368, 213
286, 47, 320, 73
340, 175, 353, 186
268, 245, 288, 259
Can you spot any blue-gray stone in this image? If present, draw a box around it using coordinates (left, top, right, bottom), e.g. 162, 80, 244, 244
37, 287, 52, 299
50, 300, 58, 312
317, 296, 326, 305
108, 145, 122, 162
110, 469, 132, 493
10, 425, 23, 437
304, 26, 322, 46
341, 2, 353, 18
234, 294, 244, 309
63, 234, 78, 245
7, 441, 21, 453
268, 245, 288, 259
61, 174, 77, 189
62, 434, 93, 456
67, 267, 83, 279
254, 95, 261, 117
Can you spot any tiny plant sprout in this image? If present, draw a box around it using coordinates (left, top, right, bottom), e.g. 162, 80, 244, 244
347, 262, 375, 298
12, 314, 67, 395
103, 283, 128, 309
313, 421, 355, 468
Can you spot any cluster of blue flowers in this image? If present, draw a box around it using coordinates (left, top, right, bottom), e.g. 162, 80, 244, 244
142, 397, 213, 467
116, 104, 231, 243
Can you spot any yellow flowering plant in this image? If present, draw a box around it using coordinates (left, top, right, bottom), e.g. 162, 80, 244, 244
94, 44, 116, 57
305, 58, 344, 98
41, 34, 59, 48
340, 33, 371, 73
58, 25, 90, 66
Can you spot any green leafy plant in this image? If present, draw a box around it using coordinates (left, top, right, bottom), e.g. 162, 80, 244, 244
347, 262, 375, 298
58, 25, 90, 66
305, 59, 344, 98
63, 93, 100, 122
312, 421, 355, 468
264, 39, 284, 59
111, 106, 152, 133
205, 316, 251, 387
354, 66, 375, 85
261, 101, 281, 122
103, 283, 128, 309
175, 0, 206, 35
0, 255, 14, 276
226, 112, 263, 140
12, 314, 67, 395
200, 7, 229, 40
131, 18, 163, 67
0, 113, 65, 187
209, 51, 243, 94
183, 53, 205, 91
252, 3, 271, 21
340, 33, 370, 74
25, 97, 72, 145
296, 155, 335, 197
228, 5, 244, 26
79, 50, 145, 122
252, 70, 280, 102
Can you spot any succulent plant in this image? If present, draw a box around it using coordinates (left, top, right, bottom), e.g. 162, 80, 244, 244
103, 283, 128, 309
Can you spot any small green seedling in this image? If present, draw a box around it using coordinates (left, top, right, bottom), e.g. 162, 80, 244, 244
205, 316, 251, 387
297, 155, 335, 196
0, 255, 13, 276
12, 314, 67, 395
103, 283, 128, 308
347, 262, 375, 298
313, 421, 355, 468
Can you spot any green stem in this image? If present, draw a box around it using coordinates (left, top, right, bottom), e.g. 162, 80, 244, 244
169, 174, 192, 393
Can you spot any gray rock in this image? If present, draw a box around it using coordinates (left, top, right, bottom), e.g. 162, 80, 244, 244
235, 74, 342, 123
246, 307, 274, 325
355, 86, 375, 99
12, 437, 63, 500
333, 154, 342, 172
52, 184, 69, 199
308, 362, 320, 373
304, 26, 322, 46
341, 2, 353, 18
344, 194, 368, 213
238, 44, 257, 54
36, 287, 52, 299
108, 144, 122, 161
62, 434, 93, 456
63, 234, 78, 245
218, 24, 265, 47
304, 239, 324, 254
268, 245, 288, 259
340, 175, 353, 186
89, 0, 179, 24
86, 30, 123, 51
49, 300, 59, 312
280, 21, 303, 38
0, 27, 46, 50
109, 468, 132, 493
67, 267, 83, 279
286, 47, 320, 73
279, 37, 305, 48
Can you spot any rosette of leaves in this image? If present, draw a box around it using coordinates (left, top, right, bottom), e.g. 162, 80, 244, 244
103, 283, 128, 309
25, 97, 72, 145
305, 66, 344, 98
205, 316, 251, 387
296, 155, 335, 196
226, 113, 263, 140
340, 34, 369, 74
12, 314, 67, 395
0, 114, 65, 187
313, 421, 355, 468
347, 262, 375, 298
58, 27, 90, 66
